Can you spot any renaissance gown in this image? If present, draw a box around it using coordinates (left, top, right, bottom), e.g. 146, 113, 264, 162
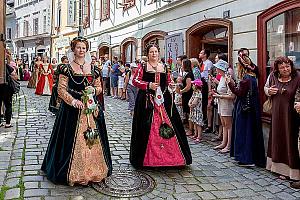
49, 64, 63, 114
130, 63, 192, 168
27, 64, 39, 88
35, 64, 54, 95
228, 74, 266, 167
41, 64, 112, 185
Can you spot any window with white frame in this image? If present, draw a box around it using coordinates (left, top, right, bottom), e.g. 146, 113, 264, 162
6, 28, 12, 40
43, 16, 47, 33
83, 0, 90, 28
94, 0, 100, 19
57, 7, 62, 27
23, 20, 29, 37
67, 0, 76, 26
16, 23, 19, 38
33, 18, 39, 35
101, 0, 110, 21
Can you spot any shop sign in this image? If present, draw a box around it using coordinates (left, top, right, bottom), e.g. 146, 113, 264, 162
56, 36, 70, 49
165, 33, 183, 66
97, 34, 111, 47
67, 0, 76, 26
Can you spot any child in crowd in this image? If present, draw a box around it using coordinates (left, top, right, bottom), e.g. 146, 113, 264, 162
174, 77, 185, 121
188, 79, 204, 143
117, 60, 126, 100
124, 63, 139, 115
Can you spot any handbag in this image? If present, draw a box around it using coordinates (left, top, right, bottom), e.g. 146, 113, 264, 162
7, 75, 20, 94
158, 107, 175, 139
263, 98, 272, 114
263, 75, 273, 114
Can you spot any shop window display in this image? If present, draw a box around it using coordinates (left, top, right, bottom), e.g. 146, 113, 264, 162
266, 8, 300, 77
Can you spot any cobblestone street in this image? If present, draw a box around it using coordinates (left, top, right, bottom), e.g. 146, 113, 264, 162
1, 83, 300, 200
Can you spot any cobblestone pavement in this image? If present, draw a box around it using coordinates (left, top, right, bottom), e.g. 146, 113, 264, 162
1, 82, 300, 200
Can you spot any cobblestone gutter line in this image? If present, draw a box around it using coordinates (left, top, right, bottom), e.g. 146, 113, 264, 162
18, 89, 27, 199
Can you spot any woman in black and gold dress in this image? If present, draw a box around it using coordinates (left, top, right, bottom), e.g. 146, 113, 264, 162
130, 44, 192, 168
41, 37, 112, 185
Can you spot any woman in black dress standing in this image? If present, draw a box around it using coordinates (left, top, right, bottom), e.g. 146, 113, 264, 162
179, 59, 194, 135
130, 44, 192, 168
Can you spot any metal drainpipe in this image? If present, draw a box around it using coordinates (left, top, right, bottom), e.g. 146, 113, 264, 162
49, 0, 55, 59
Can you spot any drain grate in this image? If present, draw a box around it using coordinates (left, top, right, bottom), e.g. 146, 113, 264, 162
92, 169, 156, 198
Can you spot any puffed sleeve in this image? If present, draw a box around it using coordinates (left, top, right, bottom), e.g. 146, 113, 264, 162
57, 66, 75, 106
264, 73, 273, 97
132, 64, 148, 90
93, 65, 102, 96
93, 65, 102, 79
94, 76, 102, 96
228, 79, 250, 97
167, 69, 172, 85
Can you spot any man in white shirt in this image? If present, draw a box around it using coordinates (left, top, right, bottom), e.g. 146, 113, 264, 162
199, 49, 213, 132
102, 54, 111, 96
172, 55, 187, 81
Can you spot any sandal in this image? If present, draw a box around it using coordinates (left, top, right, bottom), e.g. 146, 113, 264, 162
290, 181, 300, 189
4, 124, 13, 128
279, 175, 289, 180
194, 138, 201, 143
220, 148, 230, 153
0, 123, 4, 127
214, 144, 225, 150
186, 130, 193, 136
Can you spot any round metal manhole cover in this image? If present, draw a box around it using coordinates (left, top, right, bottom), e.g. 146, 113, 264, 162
92, 169, 156, 197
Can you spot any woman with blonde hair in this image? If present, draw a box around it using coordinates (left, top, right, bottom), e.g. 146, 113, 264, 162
190, 58, 201, 80
227, 48, 265, 167
27, 56, 42, 88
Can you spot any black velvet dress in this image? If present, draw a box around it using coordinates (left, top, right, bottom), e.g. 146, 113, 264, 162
41, 64, 112, 185
48, 64, 63, 114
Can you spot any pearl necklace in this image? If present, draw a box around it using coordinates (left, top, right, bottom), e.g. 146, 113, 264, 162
73, 60, 85, 71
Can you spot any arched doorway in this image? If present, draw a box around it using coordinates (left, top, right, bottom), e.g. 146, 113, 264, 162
98, 44, 110, 62
186, 19, 233, 64
121, 37, 137, 64
141, 31, 167, 58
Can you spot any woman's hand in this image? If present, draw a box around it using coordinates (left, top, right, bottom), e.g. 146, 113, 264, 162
211, 76, 219, 84
294, 102, 300, 113
72, 100, 84, 109
268, 85, 279, 95
149, 82, 159, 91
213, 94, 221, 98
225, 76, 234, 84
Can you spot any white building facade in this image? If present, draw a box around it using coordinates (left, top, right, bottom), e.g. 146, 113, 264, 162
14, 0, 52, 64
